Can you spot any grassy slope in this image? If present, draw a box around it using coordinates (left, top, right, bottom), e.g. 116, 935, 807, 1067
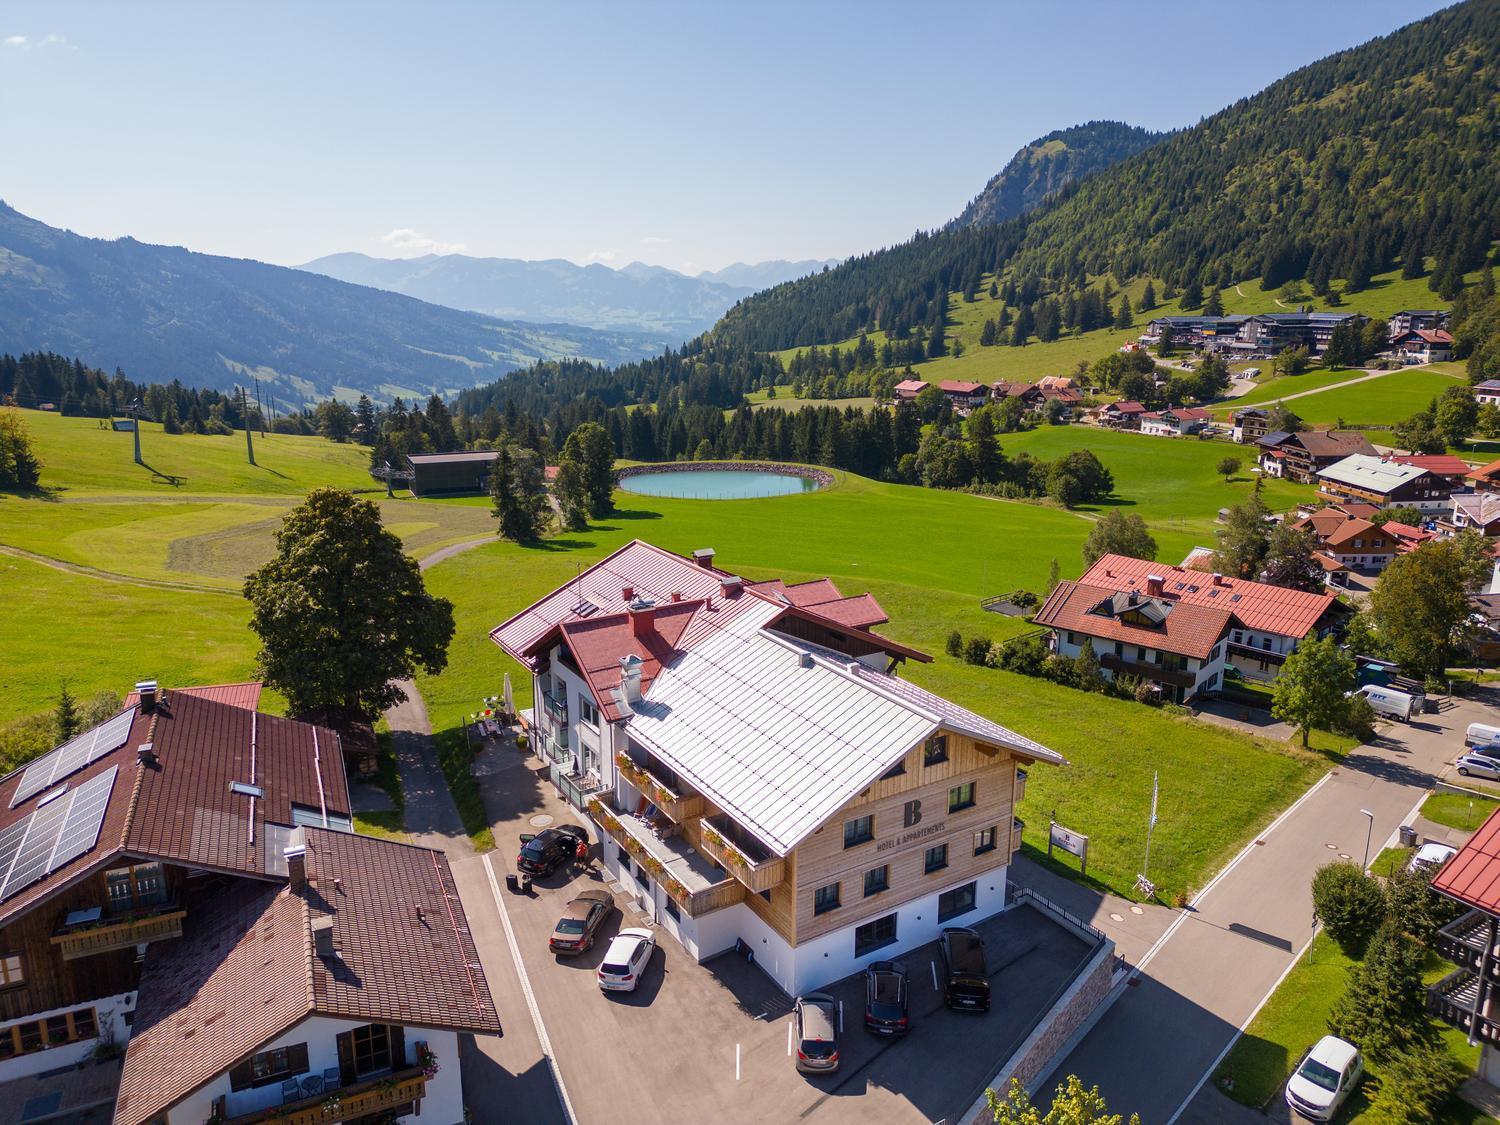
1265, 366, 1468, 427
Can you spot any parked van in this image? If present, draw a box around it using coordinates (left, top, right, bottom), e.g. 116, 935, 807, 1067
1352, 684, 1417, 722
1466, 722, 1500, 747
937, 927, 991, 1012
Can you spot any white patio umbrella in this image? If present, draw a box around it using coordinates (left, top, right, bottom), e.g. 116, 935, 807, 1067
502, 673, 515, 720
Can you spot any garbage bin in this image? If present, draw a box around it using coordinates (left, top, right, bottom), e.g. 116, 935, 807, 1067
1399, 825, 1418, 848
505, 872, 520, 893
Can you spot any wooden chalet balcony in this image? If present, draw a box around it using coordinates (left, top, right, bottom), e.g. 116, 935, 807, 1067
1100, 653, 1194, 689
220, 1066, 427, 1125
1013, 767, 1027, 807
589, 797, 745, 918
1428, 968, 1500, 1047
1435, 909, 1500, 980
615, 751, 705, 822
1010, 817, 1024, 857
699, 818, 785, 893
51, 903, 186, 961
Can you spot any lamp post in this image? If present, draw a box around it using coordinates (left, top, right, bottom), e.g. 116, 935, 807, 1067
1360, 809, 1374, 871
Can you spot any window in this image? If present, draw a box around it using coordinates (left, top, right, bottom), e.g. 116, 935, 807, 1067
1232, 629, 1243, 645
923, 735, 949, 766
1136, 647, 1147, 661
351, 1023, 393, 1076
843, 815, 874, 848
973, 827, 997, 855
0, 953, 22, 990
0, 1008, 97, 1061
106, 862, 168, 914
925, 843, 949, 873
814, 883, 841, 915
1261, 637, 1273, 651
939, 882, 978, 922
759, 889, 772, 903
854, 913, 898, 957
664, 896, 681, 922
948, 782, 976, 813
1065, 630, 1076, 645
578, 697, 599, 728
291, 805, 354, 832
231, 1043, 311, 1091
1209, 644, 1221, 662
863, 865, 889, 897
880, 758, 906, 780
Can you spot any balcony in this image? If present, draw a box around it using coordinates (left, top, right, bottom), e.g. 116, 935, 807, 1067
1100, 653, 1195, 689
51, 903, 185, 961
1428, 969, 1500, 1048
1014, 767, 1027, 807
615, 751, 706, 823
542, 690, 568, 725
1011, 817, 1025, 856
699, 817, 786, 893
219, 1066, 427, 1125
589, 796, 745, 918
1435, 909, 1500, 979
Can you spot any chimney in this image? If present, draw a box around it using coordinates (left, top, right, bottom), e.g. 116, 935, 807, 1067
720, 576, 743, 597
670, 591, 683, 603
136, 742, 157, 766
628, 595, 657, 637
622, 585, 634, 603
1146, 575, 1164, 598
692, 547, 716, 569
619, 655, 644, 707
284, 826, 307, 889
135, 680, 158, 713
311, 915, 336, 959
1212, 572, 1225, 587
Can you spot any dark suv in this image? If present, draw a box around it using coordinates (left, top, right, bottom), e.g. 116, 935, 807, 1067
863, 960, 910, 1035
938, 927, 990, 1012
516, 824, 589, 876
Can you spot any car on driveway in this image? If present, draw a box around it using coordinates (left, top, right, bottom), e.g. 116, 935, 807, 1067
549, 889, 613, 955
793, 993, 840, 1074
1285, 1035, 1363, 1121
863, 961, 910, 1035
938, 926, 992, 1012
1409, 842, 1457, 873
597, 927, 656, 993
517, 824, 589, 876
1455, 751, 1500, 781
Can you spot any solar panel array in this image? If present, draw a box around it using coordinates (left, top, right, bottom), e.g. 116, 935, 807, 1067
9, 709, 136, 807
0, 766, 118, 902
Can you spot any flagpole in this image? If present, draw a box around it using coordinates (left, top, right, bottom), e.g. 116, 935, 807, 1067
1143, 770, 1159, 884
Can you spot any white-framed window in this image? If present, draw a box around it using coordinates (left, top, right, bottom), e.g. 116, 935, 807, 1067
578, 696, 599, 728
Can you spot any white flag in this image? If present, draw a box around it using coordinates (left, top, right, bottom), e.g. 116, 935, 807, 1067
1149, 771, 1159, 829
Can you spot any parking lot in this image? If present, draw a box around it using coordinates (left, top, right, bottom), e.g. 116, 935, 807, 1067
460, 754, 1098, 1125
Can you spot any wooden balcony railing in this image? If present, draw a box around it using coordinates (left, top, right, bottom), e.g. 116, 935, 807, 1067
588, 798, 744, 918
615, 752, 705, 823
699, 820, 785, 893
1013, 767, 1027, 807
1010, 817, 1025, 856
220, 1066, 427, 1125
1100, 653, 1195, 689
52, 905, 186, 961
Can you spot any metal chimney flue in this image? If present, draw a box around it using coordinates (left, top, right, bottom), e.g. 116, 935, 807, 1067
135, 680, 158, 713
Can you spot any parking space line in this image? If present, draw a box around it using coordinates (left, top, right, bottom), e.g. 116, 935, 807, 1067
787, 1020, 793, 1056
736, 1042, 742, 1082
482, 852, 577, 1125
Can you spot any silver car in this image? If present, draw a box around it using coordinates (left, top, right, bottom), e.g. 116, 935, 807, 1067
1456, 752, 1500, 780
794, 992, 840, 1074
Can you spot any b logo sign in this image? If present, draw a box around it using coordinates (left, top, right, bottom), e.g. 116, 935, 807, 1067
903, 799, 923, 828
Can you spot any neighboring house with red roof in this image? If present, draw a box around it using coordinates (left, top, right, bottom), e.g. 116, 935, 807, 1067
492, 540, 1067, 994
1138, 406, 1210, 437
1390, 327, 1454, 362
1317, 517, 1398, 573
1051, 554, 1343, 684
938, 380, 988, 410
0, 684, 500, 1120
1258, 431, 1377, 484
1427, 808, 1500, 1086
1380, 521, 1436, 553
991, 381, 1041, 405
1445, 492, 1500, 537
892, 378, 928, 402
1389, 454, 1474, 488
1468, 459, 1500, 495
1089, 401, 1147, 430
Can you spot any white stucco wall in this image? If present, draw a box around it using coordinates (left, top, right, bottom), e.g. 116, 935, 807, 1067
0, 990, 134, 1082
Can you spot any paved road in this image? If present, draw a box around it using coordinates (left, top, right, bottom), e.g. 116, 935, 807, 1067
1037, 693, 1495, 1122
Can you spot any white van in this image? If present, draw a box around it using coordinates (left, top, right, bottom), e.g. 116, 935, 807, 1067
1353, 684, 1417, 722
1466, 722, 1500, 747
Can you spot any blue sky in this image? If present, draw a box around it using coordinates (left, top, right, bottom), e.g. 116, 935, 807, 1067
0, 1, 1451, 275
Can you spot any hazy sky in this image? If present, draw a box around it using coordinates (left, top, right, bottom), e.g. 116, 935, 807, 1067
0, 0, 1451, 275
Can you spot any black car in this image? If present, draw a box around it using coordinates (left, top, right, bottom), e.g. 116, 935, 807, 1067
863, 960, 910, 1035
516, 824, 589, 876
938, 927, 990, 1012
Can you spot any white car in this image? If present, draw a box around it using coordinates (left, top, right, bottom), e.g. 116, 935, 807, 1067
597, 927, 655, 993
1409, 842, 1457, 872
1285, 1035, 1363, 1121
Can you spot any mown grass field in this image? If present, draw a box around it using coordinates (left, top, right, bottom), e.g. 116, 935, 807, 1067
5, 412, 1331, 898
1270, 365, 1469, 428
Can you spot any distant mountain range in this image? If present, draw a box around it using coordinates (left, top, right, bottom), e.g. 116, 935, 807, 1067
296, 253, 840, 337
0, 203, 669, 404
950, 120, 1169, 228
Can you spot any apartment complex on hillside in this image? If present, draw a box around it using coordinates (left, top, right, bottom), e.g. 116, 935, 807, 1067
492, 541, 1064, 994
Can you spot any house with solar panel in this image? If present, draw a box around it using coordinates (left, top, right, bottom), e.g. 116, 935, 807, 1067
0, 682, 501, 1124
493, 540, 1066, 994
1033, 554, 1344, 696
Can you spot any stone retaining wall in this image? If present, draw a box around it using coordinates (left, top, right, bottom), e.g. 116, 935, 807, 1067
613, 461, 834, 487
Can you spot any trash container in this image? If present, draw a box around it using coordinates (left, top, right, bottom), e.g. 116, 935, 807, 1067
505, 872, 520, 893
1399, 825, 1418, 848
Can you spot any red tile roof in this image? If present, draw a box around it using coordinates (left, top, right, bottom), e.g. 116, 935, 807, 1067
123, 682, 263, 711
1381, 521, 1435, 548
1108, 401, 1146, 414
1321, 518, 1394, 553
1033, 581, 1231, 660
1466, 459, 1500, 485
1432, 808, 1500, 915
558, 599, 703, 724
116, 828, 501, 1125
751, 578, 889, 629
1079, 553, 1336, 639
1390, 454, 1472, 478
1293, 509, 1358, 540
893, 379, 928, 393
939, 380, 985, 395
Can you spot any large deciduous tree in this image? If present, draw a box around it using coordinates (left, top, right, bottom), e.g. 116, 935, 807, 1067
1273, 635, 1355, 747
986, 1075, 1140, 1125
1261, 523, 1326, 593
244, 488, 456, 716
1081, 510, 1158, 568
1369, 533, 1492, 679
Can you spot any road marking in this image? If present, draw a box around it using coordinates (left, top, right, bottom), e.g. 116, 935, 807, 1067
787, 1021, 794, 1056
482, 853, 578, 1125
1162, 783, 1434, 1124
736, 1042, 742, 1082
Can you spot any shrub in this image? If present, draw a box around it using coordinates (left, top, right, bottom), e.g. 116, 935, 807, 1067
1339, 693, 1377, 738
945, 630, 963, 658
1312, 862, 1386, 956
1133, 679, 1160, 706
1002, 589, 1039, 609
996, 636, 1048, 676
1361, 1042, 1464, 1124
1384, 862, 1463, 947
963, 637, 993, 666
1328, 924, 1434, 1064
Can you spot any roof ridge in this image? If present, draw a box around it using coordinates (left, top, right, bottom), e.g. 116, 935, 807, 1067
118, 711, 155, 849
